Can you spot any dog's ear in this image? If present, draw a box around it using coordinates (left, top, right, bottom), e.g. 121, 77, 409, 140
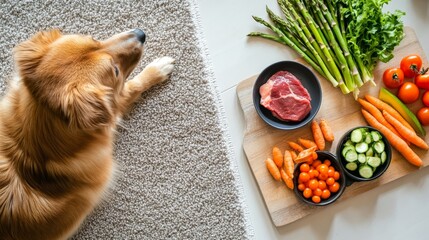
64, 83, 114, 129
13, 30, 62, 78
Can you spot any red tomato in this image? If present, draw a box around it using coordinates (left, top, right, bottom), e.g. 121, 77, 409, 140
417, 107, 429, 126
400, 54, 422, 78
422, 91, 429, 107
383, 68, 404, 88
415, 73, 429, 90
397, 82, 420, 104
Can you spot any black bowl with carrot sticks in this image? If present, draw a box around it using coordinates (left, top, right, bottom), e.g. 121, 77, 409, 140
293, 151, 346, 206
336, 126, 392, 183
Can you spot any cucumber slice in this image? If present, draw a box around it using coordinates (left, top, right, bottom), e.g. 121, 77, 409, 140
367, 157, 381, 168
346, 162, 358, 171
373, 141, 385, 154
345, 150, 358, 162
364, 132, 372, 144
342, 145, 355, 157
344, 139, 354, 146
358, 153, 366, 164
359, 165, 374, 179
351, 129, 363, 143
371, 131, 382, 142
355, 142, 368, 153
365, 147, 374, 157
380, 151, 387, 164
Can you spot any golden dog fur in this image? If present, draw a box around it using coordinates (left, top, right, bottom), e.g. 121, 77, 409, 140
0, 29, 174, 239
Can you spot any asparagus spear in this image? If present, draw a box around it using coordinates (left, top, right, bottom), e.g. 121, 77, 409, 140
291, 0, 350, 94
316, 0, 367, 87
249, 16, 326, 79
277, 0, 342, 89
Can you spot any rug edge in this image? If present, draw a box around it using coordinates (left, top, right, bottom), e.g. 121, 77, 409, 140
187, 0, 255, 238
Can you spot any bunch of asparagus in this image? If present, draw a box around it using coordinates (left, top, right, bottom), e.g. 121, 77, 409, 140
249, 0, 403, 98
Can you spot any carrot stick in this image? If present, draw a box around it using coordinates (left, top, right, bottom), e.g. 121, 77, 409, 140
298, 138, 317, 149
290, 150, 297, 161
311, 120, 325, 150
365, 94, 415, 133
288, 141, 304, 152
361, 109, 423, 167
272, 146, 284, 168
383, 110, 429, 150
319, 119, 334, 142
283, 150, 295, 178
294, 146, 317, 164
358, 98, 406, 141
280, 168, 294, 190
266, 157, 281, 181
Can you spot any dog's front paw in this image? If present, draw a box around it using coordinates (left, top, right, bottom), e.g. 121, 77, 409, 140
146, 56, 175, 83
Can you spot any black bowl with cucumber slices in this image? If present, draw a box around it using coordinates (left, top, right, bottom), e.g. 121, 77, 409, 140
336, 126, 392, 183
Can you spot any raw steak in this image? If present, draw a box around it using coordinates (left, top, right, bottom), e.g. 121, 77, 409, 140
259, 71, 312, 121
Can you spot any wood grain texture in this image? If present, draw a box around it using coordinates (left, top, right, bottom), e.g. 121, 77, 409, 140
237, 27, 429, 227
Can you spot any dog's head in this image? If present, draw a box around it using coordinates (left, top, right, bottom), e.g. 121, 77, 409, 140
13, 29, 146, 129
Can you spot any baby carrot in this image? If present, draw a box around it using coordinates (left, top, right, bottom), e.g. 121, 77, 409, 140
298, 138, 317, 149
319, 119, 334, 142
288, 141, 304, 152
290, 150, 298, 161
266, 157, 281, 181
365, 94, 415, 133
272, 146, 284, 168
280, 168, 294, 190
361, 109, 423, 167
383, 111, 429, 150
311, 120, 325, 150
358, 98, 405, 141
283, 150, 295, 178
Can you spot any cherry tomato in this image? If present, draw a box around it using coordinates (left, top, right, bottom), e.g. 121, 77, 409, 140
326, 177, 335, 186
422, 91, 429, 107
327, 168, 335, 177
308, 179, 319, 190
313, 188, 322, 197
318, 172, 329, 181
382, 67, 404, 88
323, 159, 331, 166
333, 171, 340, 180
303, 188, 312, 198
318, 180, 327, 190
300, 163, 310, 172
321, 189, 331, 199
311, 195, 321, 204
308, 169, 319, 178
317, 164, 328, 175
311, 160, 322, 168
397, 82, 420, 104
400, 54, 422, 78
298, 172, 310, 183
298, 183, 306, 191
417, 107, 429, 126
329, 182, 340, 193
415, 73, 429, 90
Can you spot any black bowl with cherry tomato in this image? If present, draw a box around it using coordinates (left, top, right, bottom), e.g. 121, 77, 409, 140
293, 151, 346, 206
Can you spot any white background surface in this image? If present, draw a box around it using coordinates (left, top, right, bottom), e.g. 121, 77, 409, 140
197, 0, 429, 239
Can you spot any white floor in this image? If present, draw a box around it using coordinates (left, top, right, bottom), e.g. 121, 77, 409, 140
197, 0, 429, 239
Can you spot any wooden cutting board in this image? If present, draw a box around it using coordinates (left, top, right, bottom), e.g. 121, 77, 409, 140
237, 27, 429, 227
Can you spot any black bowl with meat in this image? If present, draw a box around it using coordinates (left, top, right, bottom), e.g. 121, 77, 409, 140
253, 61, 322, 130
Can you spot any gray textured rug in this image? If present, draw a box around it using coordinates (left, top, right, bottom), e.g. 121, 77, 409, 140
0, 0, 251, 239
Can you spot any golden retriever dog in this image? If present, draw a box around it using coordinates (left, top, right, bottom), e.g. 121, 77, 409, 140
0, 29, 174, 239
